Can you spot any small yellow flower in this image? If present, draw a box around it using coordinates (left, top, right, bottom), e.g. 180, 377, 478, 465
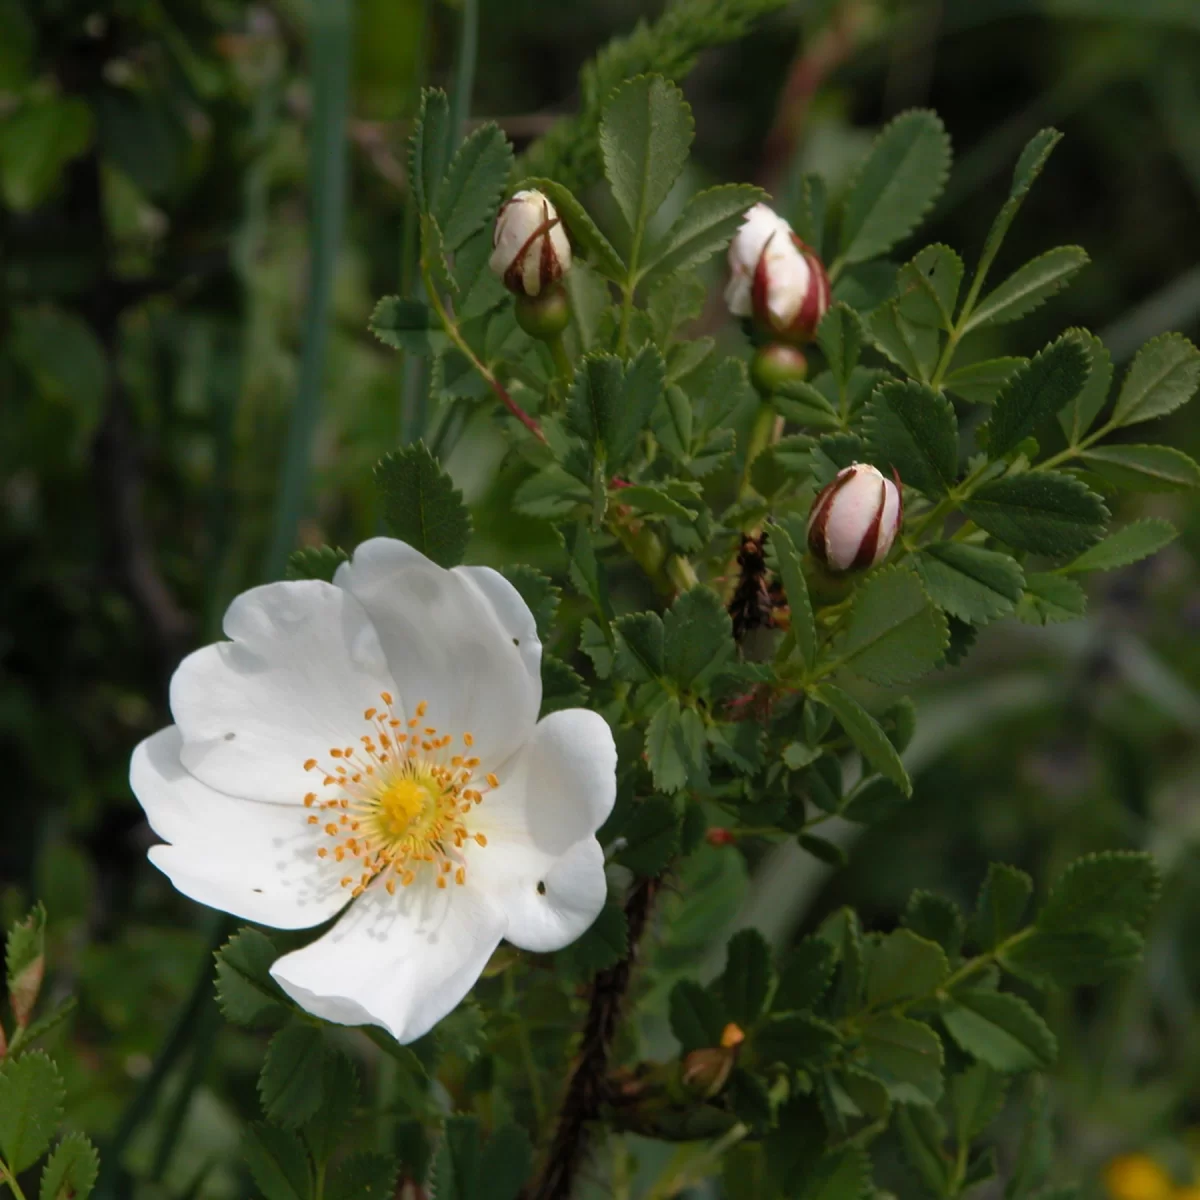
1104, 1155, 1174, 1200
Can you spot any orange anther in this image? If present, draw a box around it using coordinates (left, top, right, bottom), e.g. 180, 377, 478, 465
365, 707, 377, 720
304, 793, 316, 806
325, 823, 338, 836
474, 833, 488, 847
486, 773, 499, 789
304, 758, 318, 771
317, 847, 328, 858
381, 691, 393, 705
386, 880, 396, 895
307, 815, 319, 825
330, 748, 343, 758
463, 733, 474, 747
455, 867, 466, 886
436, 876, 447, 889
416, 701, 428, 717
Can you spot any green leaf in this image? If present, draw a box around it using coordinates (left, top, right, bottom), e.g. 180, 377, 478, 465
1016, 573, 1086, 624
645, 697, 688, 795
560, 901, 627, 976
0, 96, 94, 211
799, 833, 847, 868
285, 546, 349, 584
965, 246, 1089, 332
1001, 925, 1145, 988
499, 565, 560, 638
868, 300, 939, 382
962, 472, 1108, 559
863, 380, 958, 497
773, 378, 843, 429
838, 110, 952, 265
214, 927, 290, 1028
795, 173, 828, 254
1039, 851, 1160, 935
541, 654, 588, 716
1111, 332, 1200, 428
0, 1050, 64, 1173
478, 1125, 533, 1200
513, 465, 589, 518
436, 124, 514, 251
904, 892, 966, 959
670, 980, 724, 1053
774, 936, 836, 1013
896, 244, 964, 331
945, 357, 1026, 405
916, 542, 1025, 625
858, 1014, 944, 1106
566, 353, 622, 456
951, 1062, 1009, 1142
984, 335, 1089, 460
768, 522, 816, 669
1007, 1077, 1052, 1199
609, 344, 666, 468
641, 183, 764, 286
368, 296, 439, 353
326, 1154, 398, 1200
817, 304, 866, 391
1056, 330, 1111, 444
243, 1124, 310, 1200
614, 611, 666, 682
408, 89, 451, 215
812, 683, 911, 796
941, 990, 1057, 1072
974, 864, 1033, 952
515, 177, 625, 280
6, 903, 45, 1029
431, 1116, 481, 1200
599, 74, 694, 238
721, 930, 774, 1028
1081, 443, 1200, 491
375, 442, 472, 568
753, 1013, 842, 1068
863, 929, 949, 1010
258, 1024, 328, 1129
617, 484, 698, 521
301, 1053, 359, 1167
834, 566, 949, 686
841, 778, 909, 824
616, 795, 680, 875
664, 586, 734, 689
1064, 518, 1177, 573
38, 1132, 99, 1200
799, 1148, 871, 1200
895, 1106, 952, 1197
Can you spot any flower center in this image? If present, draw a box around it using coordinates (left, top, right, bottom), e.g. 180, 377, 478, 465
301, 693, 499, 898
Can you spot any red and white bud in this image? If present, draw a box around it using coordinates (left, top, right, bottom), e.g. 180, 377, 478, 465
489, 189, 572, 297
807, 463, 903, 573
725, 203, 831, 344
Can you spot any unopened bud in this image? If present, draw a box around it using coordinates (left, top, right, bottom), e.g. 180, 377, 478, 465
680, 1047, 736, 1099
807, 463, 902, 573
726, 203, 830, 344
489, 189, 572, 297
750, 343, 808, 396
514, 284, 571, 340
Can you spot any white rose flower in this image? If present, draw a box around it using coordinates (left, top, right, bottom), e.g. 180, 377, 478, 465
130, 538, 616, 1044
806, 463, 903, 572
489, 189, 572, 297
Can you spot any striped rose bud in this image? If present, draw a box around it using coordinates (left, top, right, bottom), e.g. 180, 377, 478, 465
807, 463, 903, 573
489, 189, 572, 297
725, 203, 831, 344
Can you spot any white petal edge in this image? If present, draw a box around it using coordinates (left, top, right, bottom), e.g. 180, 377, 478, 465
270, 876, 506, 1044
334, 538, 541, 769
132, 727, 349, 929
170, 580, 397, 804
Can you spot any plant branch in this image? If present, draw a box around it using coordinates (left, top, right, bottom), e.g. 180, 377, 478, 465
527, 875, 661, 1200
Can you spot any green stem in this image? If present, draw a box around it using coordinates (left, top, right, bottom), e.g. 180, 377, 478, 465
1037, 419, 1113, 472
549, 332, 574, 384
738, 400, 778, 509
607, 516, 670, 594
0, 1161, 29, 1200
314, 1162, 327, 1200
263, 0, 352, 579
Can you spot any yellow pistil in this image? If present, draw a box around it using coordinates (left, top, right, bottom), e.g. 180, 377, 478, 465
301, 693, 500, 894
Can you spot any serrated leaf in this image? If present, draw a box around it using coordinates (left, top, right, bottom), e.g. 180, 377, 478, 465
301, 1053, 359, 1167
540, 654, 588, 715
1017, 573, 1086, 624
670, 980, 724, 1053
904, 892, 966, 959
799, 833, 847, 868
214, 927, 289, 1028
817, 303, 865, 391
285, 546, 349, 584
6, 903, 45, 1029
663, 586, 734, 689
916, 542, 1025, 624
721, 930, 774, 1028
1064, 518, 1176, 572
600, 74, 693, 239
39, 1132, 99, 1200
243, 1124, 310, 1200
773, 378, 843, 429
258, 1024, 327, 1129
1039, 851, 1160, 934
1111, 332, 1200, 427
1000, 925, 1146, 987
812, 683, 911, 796
942, 990, 1057, 1072
896, 1106, 952, 1197
868, 300, 939, 382
863, 379, 958, 497
864, 929, 949, 1010
962, 471, 1108, 559
858, 1014, 944, 1106
945, 357, 1026, 405
951, 1062, 1009, 1142
617, 794, 680, 874
616, 484, 697, 521
326, 1155, 398, 1200
897, 244, 964, 331
1081, 443, 1200, 491
834, 566, 949, 686
374, 442, 471, 568
478, 1125, 532, 1200
368, 295, 440, 354
513, 465, 589, 518
801, 1147, 871, 1200
974, 864, 1033, 951
0, 1050, 64, 1172
641, 183, 764, 287
768, 522, 816, 669
560, 901, 627, 976
984, 335, 1089, 460
839, 110, 952, 265
1056, 329, 1111, 444
436, 125, 514, 251
613, 611, 665, 682
514, 176, 625, 280
774, 937, 836, 1013
499, 565, 559, 638
965, 246, 1088, 332
431, 1116, 481, 1200
408, 89, 451, 215
753, 1013, 842, 1068
609, 344, 666, 468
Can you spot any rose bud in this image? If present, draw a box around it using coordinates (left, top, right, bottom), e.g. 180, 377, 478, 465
489, 189, 572, 298
807, 463, 903, 573
725, 202, 831, 344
